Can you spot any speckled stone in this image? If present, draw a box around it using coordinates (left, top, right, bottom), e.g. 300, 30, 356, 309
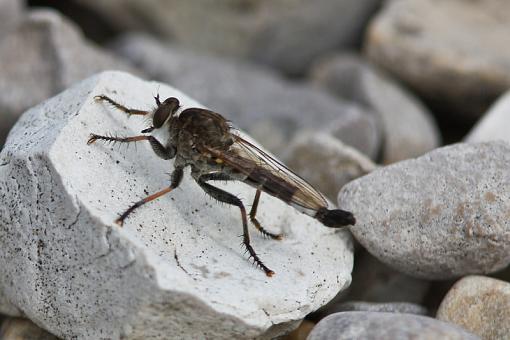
0, 71, 353, 339
437, 275, 510, 340
308, 312, 479, 340
339, 142, 510, 279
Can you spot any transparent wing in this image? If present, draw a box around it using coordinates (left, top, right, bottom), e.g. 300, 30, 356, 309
202, 129, 328, 211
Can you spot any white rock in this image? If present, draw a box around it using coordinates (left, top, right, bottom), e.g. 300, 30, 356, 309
0, 71, 353, 339
465, 91, 510, 144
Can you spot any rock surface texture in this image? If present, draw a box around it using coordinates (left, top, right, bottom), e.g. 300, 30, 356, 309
0, 9, 140, 147
365, 0, 510, 119
465, 91, 510, 144
339, 142, 510, 279
112, 34, 376, 156
307, 312, 480, 340
437, 275, 510, 340
311, 53, 440, 163
0, 71, 354, 339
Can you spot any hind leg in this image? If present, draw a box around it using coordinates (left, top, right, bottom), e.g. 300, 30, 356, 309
197, 175, 275, 277
249, 189, 283, 240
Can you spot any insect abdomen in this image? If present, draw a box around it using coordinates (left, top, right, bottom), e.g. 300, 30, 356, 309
315, 208, 356, 228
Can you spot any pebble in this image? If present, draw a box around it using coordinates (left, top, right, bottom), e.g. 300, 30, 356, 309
465, 91, 510, 144
308, 311, 479, 340
80, 0, 381, 75
311, 53, 440, 163
284, 131, 376, 201
365, 0, 510, 119
0, 9, 140, 147
437, 275, 510, 340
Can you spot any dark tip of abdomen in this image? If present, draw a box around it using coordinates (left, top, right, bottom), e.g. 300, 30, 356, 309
315, 208, 356, 228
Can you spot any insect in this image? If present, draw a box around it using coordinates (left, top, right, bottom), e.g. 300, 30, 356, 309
87, 94, 355, 276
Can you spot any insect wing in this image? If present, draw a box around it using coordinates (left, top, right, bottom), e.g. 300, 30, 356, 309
206, 130, 328, 211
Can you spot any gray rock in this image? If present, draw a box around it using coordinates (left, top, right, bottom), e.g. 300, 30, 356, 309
79, 0, 381, 75
437, 275, 510, 340
365, 0, 510, 119
465, 91, 510, 144
308, 312, 480, 340
339, 142, 510, 279
311, 251, 430, 321
345, 251, 430, 304
0, 0, 23, 39
326, 107, 382, 161
283, 132, 376, 201
311, 53, 440, 163
332, 301, 427, 315
0, 317, 58, 340
0, 9, 141, 148
112, 34, 376, 156
0, 71, 354, 339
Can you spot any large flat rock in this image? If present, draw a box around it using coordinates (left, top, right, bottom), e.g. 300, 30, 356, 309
0, 71, 353, 339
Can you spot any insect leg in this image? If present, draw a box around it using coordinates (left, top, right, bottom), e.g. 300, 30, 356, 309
249, 189, 283, 240
116, 167, 184, 225
197, 177, 275, 277
95, 95, 150, 116
87, 134, 176, 160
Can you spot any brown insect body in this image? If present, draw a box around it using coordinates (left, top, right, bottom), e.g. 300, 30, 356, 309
88, 94, 355, 276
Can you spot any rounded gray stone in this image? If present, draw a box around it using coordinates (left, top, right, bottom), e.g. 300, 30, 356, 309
308, 312, 480, 340
311, 53, 440, 164
0, 71, 353, 339
343, 251, 430, 304
326, 107, 382, 161
0, 9, 141, 148
465, 91, 510, 144
0, 0, 23, 40
80, 0, 381, 75
329, 301, 427, 315
0, 317, 58, 340
283, 132, 376, 201
437, 275, 510, 340
339, 142, 510, 279
365, 0, 510, 119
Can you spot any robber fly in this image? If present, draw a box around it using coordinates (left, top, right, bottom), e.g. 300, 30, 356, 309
87, 94, 355, 276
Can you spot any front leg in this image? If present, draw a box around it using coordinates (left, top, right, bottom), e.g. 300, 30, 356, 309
197, 174, 275, 277
87, 133, 176, 160
116, 167, 184, 225
95, 95, 151, 116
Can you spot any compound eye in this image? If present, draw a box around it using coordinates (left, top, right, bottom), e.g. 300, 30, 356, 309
153, 97, 180, 128
153, 106, 171, 128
